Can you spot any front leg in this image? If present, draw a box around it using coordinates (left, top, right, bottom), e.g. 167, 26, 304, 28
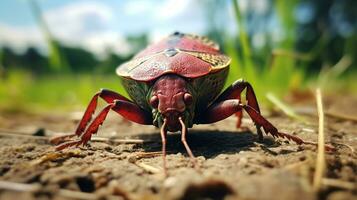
74, 89, 132, 137
198, 99, 320, 147
198, 80, 263, 139
51, 89, 152, 150
197, 80, 315, 146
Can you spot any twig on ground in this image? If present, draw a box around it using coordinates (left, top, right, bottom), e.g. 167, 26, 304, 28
0, 129, 148, 145
294, 104, 357, 123
313, 88, 326, 191
136, 162, 161, 174
322, 178, 356, 190
0, 129, 47, 139
325, 111, 357, 122
0, 180, 40, 192
127, 151, 163, 174
128, 151, 163, 163
30, 149, 82, 166
91, 137, 145, 144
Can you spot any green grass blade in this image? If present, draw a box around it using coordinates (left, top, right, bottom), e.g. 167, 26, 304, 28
224, 37, 241, 88
266, 92, 308, 123
231, 0, 258, 94
29, 0, 69, 72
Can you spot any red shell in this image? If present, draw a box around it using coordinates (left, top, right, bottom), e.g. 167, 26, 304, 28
116, 33, 231, 81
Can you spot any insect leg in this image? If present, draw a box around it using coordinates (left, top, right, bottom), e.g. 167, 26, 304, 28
242, 104, 334, 150
74, 89, 131, 137
54, 99, 152, 150
211, 80, 263, 139
198, 99, 333, 150
51, 89, 140, 145
197, 100, 241, 124
55, 103, 114, 150
215, 79, 244, 128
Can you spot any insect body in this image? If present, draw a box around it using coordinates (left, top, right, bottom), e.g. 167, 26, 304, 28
51, 32, 318, 172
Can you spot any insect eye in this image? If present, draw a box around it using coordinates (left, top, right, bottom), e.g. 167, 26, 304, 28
149, 95, 159, 108
184, 93, 193, 105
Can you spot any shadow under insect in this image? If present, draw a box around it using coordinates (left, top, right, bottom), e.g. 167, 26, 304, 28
138, 130, 274, 159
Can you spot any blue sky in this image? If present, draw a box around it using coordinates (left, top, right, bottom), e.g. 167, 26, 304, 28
0, 0, 211, 30
0, 0, 242, 57
1, 0, 352, 59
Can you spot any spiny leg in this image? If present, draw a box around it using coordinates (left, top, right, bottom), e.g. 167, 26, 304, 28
197, 99, 328, 149
51, 89, 131, 144
214, 80, 263, 139
179, 117, 197, 168
75, 89, 130, 137
241, 104, 334, 150
241, 104, 313, 145
55, 104, 114, 150
55, 99, 153, 150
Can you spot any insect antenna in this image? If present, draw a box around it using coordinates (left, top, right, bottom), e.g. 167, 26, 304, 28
160, 119, 168, 176
179, 117, 196, 167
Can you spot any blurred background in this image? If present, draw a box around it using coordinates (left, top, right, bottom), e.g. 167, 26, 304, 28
0, 0, 356, 113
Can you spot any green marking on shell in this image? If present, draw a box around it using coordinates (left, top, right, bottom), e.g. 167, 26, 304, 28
191, 67, 229, 113
120, 77, 151, 111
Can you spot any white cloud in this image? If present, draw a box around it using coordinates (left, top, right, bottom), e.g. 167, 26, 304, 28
43, 1, 132, 57
0, 0, 236, 57
123, 0, 155, 16
154, 0, 193, 20
83, 32, 132, 59
0, 23, 46, 54
44, 1, 114, 40
120, 0, 206, 38
0, 1, 132, 58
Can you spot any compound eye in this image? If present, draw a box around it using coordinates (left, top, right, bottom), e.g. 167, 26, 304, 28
184, 93, 193, 105
149, 95, 159, 108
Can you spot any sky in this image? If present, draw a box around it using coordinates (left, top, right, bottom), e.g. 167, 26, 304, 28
0, 0, 241, 58
0, 0, 353, 60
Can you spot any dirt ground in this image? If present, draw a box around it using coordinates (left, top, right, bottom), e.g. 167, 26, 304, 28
0, 98, 356, 200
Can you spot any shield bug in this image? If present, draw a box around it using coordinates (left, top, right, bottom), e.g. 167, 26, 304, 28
51, 32, 327, 173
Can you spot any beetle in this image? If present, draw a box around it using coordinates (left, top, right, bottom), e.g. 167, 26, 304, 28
51, 32, 319, 172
